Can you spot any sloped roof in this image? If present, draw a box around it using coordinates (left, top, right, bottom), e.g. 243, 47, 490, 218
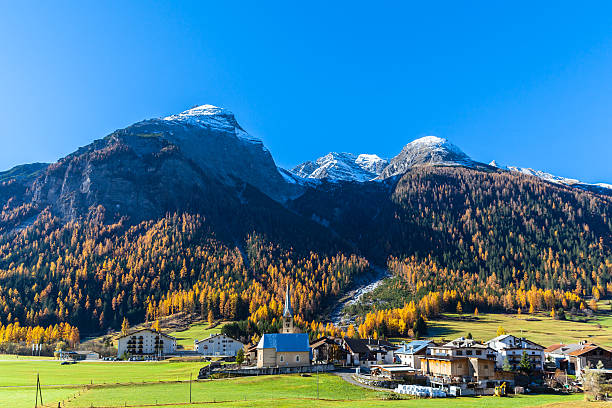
443, 337, 489, 349
194, 333, 242, 345
120, 328, 176, 340
486, 334, 544, 350
395, 340, 432, 355
544, 344, 565, 353
257, 333, 309, 352
569, 345, 609, 357
344, 338, 396, 353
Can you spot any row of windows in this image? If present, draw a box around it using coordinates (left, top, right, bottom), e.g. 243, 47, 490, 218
279, 355, 300, 362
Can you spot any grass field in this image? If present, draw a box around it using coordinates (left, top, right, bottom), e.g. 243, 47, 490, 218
0, 360, 205, 387
0, 361, 595, 408
168, 321, 224, 349
426, 310, 612, 347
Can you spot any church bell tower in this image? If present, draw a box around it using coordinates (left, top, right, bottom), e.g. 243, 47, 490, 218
281, 284, 295, 333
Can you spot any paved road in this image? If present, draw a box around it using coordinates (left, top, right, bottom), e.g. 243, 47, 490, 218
333, 369, 390, 392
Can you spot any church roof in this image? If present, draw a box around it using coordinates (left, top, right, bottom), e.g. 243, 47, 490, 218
257, 333, 309, 352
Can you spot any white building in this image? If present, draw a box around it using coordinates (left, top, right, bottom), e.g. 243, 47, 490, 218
117, 329, 176, 358
194, 333, 244, 356
394, 340, 433, 369
486, 334, 544, 371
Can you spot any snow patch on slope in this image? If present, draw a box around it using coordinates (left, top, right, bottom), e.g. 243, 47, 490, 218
163, 104, 261, 143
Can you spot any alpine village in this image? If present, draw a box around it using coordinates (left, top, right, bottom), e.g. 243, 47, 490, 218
0, 101, 611, 408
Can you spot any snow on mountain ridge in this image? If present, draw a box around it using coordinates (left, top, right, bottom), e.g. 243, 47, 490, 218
291, 152, 388, 182
488, 161, 611, 194
163, 104, 261, 143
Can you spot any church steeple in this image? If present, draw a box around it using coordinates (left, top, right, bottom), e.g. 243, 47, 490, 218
283, 284, 293, 318
281, 284, 295, 333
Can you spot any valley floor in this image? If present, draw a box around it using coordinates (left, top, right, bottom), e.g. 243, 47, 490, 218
421, 301, 612, 347
0, 360, 603, 408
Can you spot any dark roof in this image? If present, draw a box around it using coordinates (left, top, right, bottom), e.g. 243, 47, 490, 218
343, 338, 396, 353
257, 333, 309, 352
310, 336, 338, 348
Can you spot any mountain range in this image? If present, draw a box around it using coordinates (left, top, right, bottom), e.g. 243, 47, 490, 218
0, 104, 610, 333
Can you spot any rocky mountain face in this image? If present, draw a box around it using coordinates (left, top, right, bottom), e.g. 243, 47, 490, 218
1, 105, 306, 227
1, 104, 610, 238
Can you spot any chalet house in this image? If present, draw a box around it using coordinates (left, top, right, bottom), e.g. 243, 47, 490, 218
371, 364, 416, 379
342, 338, 397, 368
394, 340, 434, 369
420, 337, 496, 383
310, 336, 346, 364
255, 285, 311, 368
486, 334, 544, 371
194, 334, 244, 356
117, 329, 176, 358
61, 350, 100, 360
545, 341, 612, 377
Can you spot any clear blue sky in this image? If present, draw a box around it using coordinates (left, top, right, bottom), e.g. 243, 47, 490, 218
1, 1, 611, 183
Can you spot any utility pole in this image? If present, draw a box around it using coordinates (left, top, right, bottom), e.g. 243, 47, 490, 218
35, 373, 43, 407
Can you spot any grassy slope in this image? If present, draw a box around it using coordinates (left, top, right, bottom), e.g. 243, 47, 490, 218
425, 307, 612, 347
168, 321, 224, 349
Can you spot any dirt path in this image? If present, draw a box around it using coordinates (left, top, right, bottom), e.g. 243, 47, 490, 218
333, 370, 390, 392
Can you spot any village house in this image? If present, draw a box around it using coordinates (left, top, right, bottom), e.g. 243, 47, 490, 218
117, 329, 176, 358
310, 336, 346, 364
342, 337, 397, 368
486, 334, 544, 371
61, 350, 100, 360
194, 333, 244, 356
371, 364, 416, 379
394, 340, 434, 369
544, 341, 612, 377
256, 285, 311, 368
420, 337, 496, 383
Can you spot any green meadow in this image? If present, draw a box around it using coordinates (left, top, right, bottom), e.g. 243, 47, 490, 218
0, 362, 596, 408
426, 308, 612, 347
167, 320, 224, 349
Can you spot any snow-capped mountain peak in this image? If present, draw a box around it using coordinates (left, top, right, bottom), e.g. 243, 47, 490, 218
291, 152, 388, 182
162, 104, 260, 143
379, 136, 475, 179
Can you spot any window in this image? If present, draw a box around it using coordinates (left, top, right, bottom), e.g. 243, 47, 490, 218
280, 355, 284, 362
296, 355, 300, 362
476, 350, 481, 355
466, 350, 473, 356
456, 351, 462, 356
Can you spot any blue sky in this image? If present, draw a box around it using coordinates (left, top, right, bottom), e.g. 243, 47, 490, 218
1, 1, 611, 183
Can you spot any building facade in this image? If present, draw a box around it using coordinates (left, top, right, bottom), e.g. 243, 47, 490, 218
486, 334, 544, 371
342, 338, 397, 368
420, 337, 496, 382
117, 329, 176, 358
545, 342, 612, 377
394, 340, 433, 369
194, 334, 244, 356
